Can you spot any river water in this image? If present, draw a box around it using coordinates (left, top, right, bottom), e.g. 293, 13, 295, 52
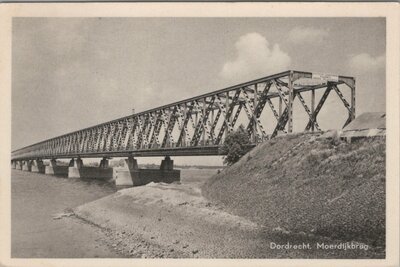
11, 170, 120, 258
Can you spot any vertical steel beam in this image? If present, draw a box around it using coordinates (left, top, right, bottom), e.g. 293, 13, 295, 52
182, 104, 188, 146
311, 89, 315, 132
288, 71, 294, 133
225, 92, 230, 139
202, 98, 206, 145
174, 106, 184, 147
253, 84, 258, 143
210, 108, 215, 141
195, 108, 198, 129
341, 78, 356, 128
351, 79, 356, 121
183, 106, 191, 146
305, 85, 332, 131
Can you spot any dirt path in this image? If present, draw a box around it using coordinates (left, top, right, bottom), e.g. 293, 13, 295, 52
11, 170, 121, 258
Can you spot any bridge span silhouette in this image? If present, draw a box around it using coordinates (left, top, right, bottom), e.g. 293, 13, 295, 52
11, 70, 355, 186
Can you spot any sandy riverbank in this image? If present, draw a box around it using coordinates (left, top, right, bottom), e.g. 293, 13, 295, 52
74, 180, 384, 258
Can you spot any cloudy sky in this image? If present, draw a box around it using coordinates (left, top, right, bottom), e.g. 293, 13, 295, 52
12, 17, 385, 165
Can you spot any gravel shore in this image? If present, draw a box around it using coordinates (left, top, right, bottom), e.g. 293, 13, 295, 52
74, 180, 384, 258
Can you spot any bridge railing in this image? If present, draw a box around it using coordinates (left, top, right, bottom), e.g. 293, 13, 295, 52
11, 70, 355, 160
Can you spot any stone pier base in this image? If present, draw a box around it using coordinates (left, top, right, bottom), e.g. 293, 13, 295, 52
22, 161, 32, 171
68, 157, 114, 179
160, 156, 174, 170
45, 159, 69, 176
45, 166, 69, 175
68, 158, 83, 178
68, 167, 114, 179
115, 169, 180, 189
31, 165, 45, 173
16, 161, 22, 170
31, 160, 45, 173
115, 156, 180, 189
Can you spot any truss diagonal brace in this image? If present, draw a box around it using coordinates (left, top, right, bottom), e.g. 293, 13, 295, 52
271, 107, 289, 138
215, 91, 240, 144
245, 83, 271, 135
332, 85, 352, 114
266, 98, 288, 134
177, 104, 194, 147
273, 80, 289, 106
191, 98, 215, 146
161, 107, 177, 147
305, 85, 332, 131
296, 92, 321, 131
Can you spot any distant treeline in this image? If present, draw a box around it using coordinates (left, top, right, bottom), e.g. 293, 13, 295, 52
51, 159, 223, 169
109, 159, 223, 169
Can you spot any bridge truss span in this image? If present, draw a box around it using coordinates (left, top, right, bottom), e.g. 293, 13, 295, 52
12, 70, 355, 160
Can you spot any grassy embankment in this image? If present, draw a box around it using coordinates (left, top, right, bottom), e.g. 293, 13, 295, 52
202, 133, 385, 247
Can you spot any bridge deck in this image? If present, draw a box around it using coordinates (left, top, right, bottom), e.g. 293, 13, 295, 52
19, 146, 228, 159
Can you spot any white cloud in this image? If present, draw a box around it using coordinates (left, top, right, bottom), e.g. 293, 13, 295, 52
288, 26, 328, 44
220, 33, 291, 82
348, 53, 385, 73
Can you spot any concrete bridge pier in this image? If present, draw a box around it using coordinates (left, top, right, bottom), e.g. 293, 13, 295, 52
99, 157, 109, 168
115, 155, 180, 189
68, 158, 83, 178
22, 160, 32, 171
16, 161, 22, 170
31, 159, 45, 173
68, 157, 113, 180
115, 156, 138, 188
160, 156, 174, 170
45, 159, 69, 176
11, 161, 16, 169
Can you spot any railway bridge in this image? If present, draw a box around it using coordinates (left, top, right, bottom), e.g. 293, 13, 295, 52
11, 70, 355, 187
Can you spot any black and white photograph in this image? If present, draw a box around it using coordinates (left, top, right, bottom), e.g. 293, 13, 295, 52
0, 3, 399, 267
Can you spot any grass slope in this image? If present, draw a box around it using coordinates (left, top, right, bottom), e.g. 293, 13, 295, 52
202, 133, 385, 247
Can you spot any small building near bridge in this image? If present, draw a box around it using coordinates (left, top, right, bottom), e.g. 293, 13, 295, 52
340, 112, 386, 142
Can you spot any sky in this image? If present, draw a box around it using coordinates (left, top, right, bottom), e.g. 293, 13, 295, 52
11, 17, 385, 165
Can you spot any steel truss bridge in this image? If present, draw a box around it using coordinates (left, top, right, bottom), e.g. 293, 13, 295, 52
11, 70, 355, 161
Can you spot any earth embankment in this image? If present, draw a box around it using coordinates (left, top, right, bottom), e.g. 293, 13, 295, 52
202, 133, 385, 247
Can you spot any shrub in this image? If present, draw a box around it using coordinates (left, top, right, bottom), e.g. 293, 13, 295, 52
219, 125, 252, 166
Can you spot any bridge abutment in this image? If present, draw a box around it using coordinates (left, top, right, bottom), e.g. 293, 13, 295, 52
45, 159, 69, 176
115, 156, 180, 189
31, 159, 45, 173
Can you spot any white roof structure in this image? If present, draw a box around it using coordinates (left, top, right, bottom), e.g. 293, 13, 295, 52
340, 112, 386, 138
